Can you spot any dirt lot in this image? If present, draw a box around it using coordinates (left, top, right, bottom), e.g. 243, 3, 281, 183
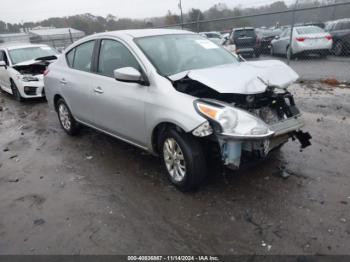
0, 82, 349, 255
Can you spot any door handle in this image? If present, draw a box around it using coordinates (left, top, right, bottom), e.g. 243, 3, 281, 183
60, 78, 67, 85
94, 87, 104, 94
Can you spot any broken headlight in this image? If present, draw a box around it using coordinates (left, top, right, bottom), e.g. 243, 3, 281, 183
194, 101, 274, 139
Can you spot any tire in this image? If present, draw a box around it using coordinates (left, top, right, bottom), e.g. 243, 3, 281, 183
287, 46, 295, 60
56, 98, 80, 136
334, 41, 343, 56
10, 80, 23, 102
158, 128, 207, 191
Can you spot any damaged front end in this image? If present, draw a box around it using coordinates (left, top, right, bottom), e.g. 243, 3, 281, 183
13, 56, 57, 97
173, 62, 312, 169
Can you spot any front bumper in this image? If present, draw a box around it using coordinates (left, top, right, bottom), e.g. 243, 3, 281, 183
16, 78, 45, 98
217, 116, 309, 169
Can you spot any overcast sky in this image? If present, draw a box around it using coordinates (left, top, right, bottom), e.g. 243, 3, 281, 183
0, 0, 284, 23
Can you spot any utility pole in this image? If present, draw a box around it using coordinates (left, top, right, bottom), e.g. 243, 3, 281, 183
179, 0, 184, 29
288, 0, 299, 64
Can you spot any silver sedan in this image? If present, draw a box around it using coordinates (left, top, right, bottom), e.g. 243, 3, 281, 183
45, 29, 311, 191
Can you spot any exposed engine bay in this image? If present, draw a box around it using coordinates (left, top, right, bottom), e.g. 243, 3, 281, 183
13, 56, 57, 76
173, 76, 312, 169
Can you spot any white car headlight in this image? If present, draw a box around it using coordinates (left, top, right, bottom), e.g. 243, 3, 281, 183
194, 101, 273, 138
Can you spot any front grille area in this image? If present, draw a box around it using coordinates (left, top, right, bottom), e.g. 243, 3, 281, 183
24, 86, 38, 96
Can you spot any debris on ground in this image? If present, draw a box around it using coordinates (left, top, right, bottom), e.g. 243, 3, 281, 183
33, 219, 46, 226
321, 78, 340, 86
273, 168, 291, 179
8, 178, 20, 183
9, 155, 18, 159
340, 218, 347, 223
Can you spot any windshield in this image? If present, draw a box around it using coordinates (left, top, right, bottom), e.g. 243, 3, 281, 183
135, 34, 238, 76
9, 46, 57, 64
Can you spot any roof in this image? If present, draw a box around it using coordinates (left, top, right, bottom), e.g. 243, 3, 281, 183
0, 42, 47, 50
96, 29, 194, 39
0, 33, 29, 38
29, 27, 84, 36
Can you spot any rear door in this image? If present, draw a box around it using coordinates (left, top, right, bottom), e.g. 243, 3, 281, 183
234, 29, 256, 49
61, 40, 97, 124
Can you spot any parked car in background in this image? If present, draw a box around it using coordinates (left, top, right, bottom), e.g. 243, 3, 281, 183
325, 19, 350, 56
0, 43, 58, 101
256, 28, 282, 54
199, 31, 223, 45
229, 27, 260, 57
270, 26, 333, 59
45, 29, 311, 191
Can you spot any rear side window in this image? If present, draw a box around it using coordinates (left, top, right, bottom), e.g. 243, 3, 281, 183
97, 39, 140, 78
341, 21, 350, 30
66, 41, 95, 72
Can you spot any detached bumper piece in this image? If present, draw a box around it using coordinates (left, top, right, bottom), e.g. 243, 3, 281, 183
293, 131, 312, 149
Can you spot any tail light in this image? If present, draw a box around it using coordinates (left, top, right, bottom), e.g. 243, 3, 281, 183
43, 69, 50, 76
325, 35, 332, 40
296, 37, 306, 42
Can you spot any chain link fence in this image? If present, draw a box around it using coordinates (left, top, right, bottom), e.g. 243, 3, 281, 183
162, 1, 350, 82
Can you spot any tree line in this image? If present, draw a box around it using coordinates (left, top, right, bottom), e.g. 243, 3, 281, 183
0, 0, 349, 35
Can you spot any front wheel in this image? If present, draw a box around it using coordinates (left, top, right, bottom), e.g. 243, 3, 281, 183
159, 128, 207, 191
56, 99, 80, 136
10, 80, 23, 102
287, 46, 295, 60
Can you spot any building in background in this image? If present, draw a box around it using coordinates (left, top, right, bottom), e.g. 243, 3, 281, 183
0, 33, 30, 44
29, 28, 85, 50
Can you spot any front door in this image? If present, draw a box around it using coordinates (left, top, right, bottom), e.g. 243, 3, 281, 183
91, 39, 147, 146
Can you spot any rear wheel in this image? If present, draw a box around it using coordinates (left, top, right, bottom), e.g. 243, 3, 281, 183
56, 99, 80, 136
159, 128, 207, 191
334, 41, 344, 56
10, 80, 23, 102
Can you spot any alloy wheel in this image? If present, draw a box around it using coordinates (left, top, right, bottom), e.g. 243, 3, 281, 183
58, 103, 71, 131
163, 138, 187, 183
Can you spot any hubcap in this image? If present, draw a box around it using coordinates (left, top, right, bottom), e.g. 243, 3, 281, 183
163, 138, 186, 182
58, 104, 71, 130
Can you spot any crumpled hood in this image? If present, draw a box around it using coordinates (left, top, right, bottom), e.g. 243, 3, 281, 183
13, 59, 42, 67
170, 60, 299, 95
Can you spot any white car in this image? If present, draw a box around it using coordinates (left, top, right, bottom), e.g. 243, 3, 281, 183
271, 26, 333, 59
0, 43, 58, 101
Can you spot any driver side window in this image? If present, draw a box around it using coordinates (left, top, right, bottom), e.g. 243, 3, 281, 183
97, 39, 140, 78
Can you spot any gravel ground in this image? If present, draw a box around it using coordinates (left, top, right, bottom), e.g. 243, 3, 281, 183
0, 82, 349, 255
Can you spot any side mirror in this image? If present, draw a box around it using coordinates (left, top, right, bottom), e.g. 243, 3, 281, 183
114, 67, 145, 84
0, 61, 6, 67
275, 35, 280, 40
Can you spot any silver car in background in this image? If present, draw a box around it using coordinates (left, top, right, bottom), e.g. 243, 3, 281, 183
271, 26, 333, 59
45, 29, 311, 191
